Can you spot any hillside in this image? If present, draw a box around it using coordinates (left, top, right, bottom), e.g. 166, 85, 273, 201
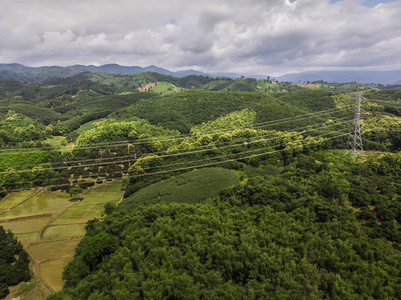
111, 90, 311, 133
50, 151, 401, 299
2, 72, 401, 298
120, 167, 239, 210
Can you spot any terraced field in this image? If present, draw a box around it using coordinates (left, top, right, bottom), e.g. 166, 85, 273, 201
0, 180, 124, 299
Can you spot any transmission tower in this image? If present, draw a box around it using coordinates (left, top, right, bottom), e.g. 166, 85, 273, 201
346, 93, 363, 161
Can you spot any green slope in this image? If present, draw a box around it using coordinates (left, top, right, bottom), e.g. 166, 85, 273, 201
120, 167, 239, 210
276, 90, 337, 112
111, 90, 309, 133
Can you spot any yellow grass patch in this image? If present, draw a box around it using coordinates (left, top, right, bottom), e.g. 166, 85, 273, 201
17, 232, 39, 243
1, 192, 71, 219
42, 224, 86, 241
29, 238, 81, 263
0, 190, 36, 209
0, 216, 52, 234
39, 257, 73, 292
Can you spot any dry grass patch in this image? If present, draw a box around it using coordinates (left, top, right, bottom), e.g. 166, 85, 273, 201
71, 201, 96, 210
137, 82, 156, 92
39, 257, 73, 292
0, 216, 52, 234
90, 196, 121, 203
90, 203, 109, 211
1, 192, 71, 219
17, 232, 39, 243
29, 238, 81, 262
42, 224, 86, 241
58, 210, 87, 219
51, 217, 92, 225
84, 210, 102, 217
0, 190, 36, 209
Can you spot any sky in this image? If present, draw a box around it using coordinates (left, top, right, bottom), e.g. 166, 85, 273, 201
1, 0, 400, 76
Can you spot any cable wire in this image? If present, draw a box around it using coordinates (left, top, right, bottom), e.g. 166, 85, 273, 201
0, 116, 353, 171
0, 106, 352, 154
0, 119, 353, 174
2, 132, 349, 193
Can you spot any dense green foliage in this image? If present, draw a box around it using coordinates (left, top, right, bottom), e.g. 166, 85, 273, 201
0, 77, 154, 138
50, 154, 401, 299
76, 118, 179, 146
0, 226, 31, 298
275, 90, 337, 112
112, 90, 311, 133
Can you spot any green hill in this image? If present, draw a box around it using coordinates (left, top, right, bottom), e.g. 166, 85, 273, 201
276, 90, 337, 111
120, 168, 239, 210
111, 90, 309, 133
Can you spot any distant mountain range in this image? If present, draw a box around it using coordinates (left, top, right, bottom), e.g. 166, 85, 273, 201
1, 63, 401, 85
277, 70, 401, 85
0, 63, 242, 82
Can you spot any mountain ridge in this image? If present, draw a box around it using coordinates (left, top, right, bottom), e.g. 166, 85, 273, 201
1, 63, 401, 84
277, 70, 401, 85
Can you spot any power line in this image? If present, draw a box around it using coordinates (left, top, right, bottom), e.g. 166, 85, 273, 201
0, 115, 353, 171
2, 131, 349, 193
0, 106, 351, 154
0, 119, 353, 174
346, 93, 363, 161
3, 128, 351, 188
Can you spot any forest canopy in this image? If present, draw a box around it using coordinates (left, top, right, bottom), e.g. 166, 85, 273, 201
0, 226, 31, 298
2, 72, 401, 299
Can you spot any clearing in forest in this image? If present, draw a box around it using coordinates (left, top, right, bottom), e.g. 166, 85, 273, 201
137, 82, 156, 92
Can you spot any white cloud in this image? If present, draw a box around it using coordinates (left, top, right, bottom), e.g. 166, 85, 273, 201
0, 0, 400, 75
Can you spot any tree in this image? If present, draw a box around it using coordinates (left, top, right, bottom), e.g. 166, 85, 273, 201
0, 226, 31, 298
69, 186, 83, 198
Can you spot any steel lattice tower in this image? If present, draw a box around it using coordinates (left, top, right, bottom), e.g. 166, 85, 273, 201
347, 93, 363, 161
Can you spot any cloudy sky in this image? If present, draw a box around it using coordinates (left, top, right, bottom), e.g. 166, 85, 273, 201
1, 0, 400, 76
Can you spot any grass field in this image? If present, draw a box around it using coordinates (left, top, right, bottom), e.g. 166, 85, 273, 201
69, 201, 96, 210
75, 119, 104, 133
84, 210, 102, 217
51, 217, 93, 225
21, 283, 48, 300
42, 224, 86, 241
152, 82, 177, 94
45, 136, 70, 147
90, 203, 108, 211
57, 209, 88, 219
16, 232, 40, 243
28, 238, 81, 263
121, 168, 239, 210
0, 216, 52, 233
81, 196, 121, 202
55, 180, 122, 222
2, 180, 125, 298
0, 190, 36, 209
1, 192, 72, 219
39, 257, 73, 291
